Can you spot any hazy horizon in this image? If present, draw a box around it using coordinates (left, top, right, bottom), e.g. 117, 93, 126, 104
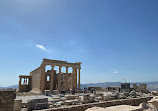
2, 81, 158, 88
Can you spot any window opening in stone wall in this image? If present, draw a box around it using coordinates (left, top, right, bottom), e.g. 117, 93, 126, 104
47, 76, 50, 81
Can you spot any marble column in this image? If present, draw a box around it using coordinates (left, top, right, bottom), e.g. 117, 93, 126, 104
50, 65, 54, 92
24, 78, 26, 84
72, 67, 75, 89
19, 77, 21, 86
75, 68, 77, 89
26, 78, 28, 85
65, 66, 68, 90
58, 66, 62, 91
78, 68, 80, 90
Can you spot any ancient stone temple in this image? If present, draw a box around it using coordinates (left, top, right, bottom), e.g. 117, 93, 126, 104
19, 58, 81, 92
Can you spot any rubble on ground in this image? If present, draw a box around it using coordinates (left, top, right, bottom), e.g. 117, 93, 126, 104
13, 89, 158, 111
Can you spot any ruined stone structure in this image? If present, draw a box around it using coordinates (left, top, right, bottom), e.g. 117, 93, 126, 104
87, 87, 102, 91
133, 84, 148, 93
105, 87, 121, 92
19, 58, 81, 92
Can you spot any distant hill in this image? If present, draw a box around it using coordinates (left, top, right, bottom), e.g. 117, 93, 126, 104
81, 81, 158, 91
1, 81, 158, 91
81, 82, 122, 88
0, 85, 18, 89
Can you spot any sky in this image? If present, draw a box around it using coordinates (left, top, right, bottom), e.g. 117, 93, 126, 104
0, 0, 158, 87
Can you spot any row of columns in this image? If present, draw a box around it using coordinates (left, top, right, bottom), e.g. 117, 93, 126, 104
41, 64, 81, 92
19, 77, 31, 85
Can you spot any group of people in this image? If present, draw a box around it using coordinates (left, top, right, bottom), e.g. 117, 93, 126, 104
60, 88, 77, 95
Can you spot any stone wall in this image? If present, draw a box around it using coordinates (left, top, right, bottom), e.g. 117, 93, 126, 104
0, 91, 15, 111
45, 97, 152, 111
30, 67, 41, 91
133, 84, 147, 93
19, 85, 30, 92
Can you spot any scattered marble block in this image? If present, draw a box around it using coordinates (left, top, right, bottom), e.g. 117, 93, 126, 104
14, 99, 22, 111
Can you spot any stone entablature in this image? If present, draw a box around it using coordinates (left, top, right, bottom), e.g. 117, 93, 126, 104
42, 58, 81, 68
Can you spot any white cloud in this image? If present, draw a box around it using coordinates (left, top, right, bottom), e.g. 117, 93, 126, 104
36, 44, 49, 52
36, 45, 46, 50
113, 71, 119, 74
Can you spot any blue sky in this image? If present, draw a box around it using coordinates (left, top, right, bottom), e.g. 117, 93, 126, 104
0, 0, 158, 87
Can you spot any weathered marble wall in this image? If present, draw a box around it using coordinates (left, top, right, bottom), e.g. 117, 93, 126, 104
31, 67, 41, 91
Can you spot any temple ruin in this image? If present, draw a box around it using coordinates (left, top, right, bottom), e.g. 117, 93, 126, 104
19, 58, 81, 92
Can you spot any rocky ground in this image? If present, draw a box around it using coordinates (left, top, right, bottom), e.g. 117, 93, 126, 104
14, 90, 158, 111
86, 105, 143, 111
85, 103, 157, 111
85, 97, 158, 111
16, 91, 152, 109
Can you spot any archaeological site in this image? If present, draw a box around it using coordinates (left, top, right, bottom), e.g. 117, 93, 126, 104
1, 58, 158, 111
1, 0, 158, 110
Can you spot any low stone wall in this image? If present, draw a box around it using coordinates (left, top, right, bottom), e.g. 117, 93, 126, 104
0, 90, 15, 111
45, 97, 152, 111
